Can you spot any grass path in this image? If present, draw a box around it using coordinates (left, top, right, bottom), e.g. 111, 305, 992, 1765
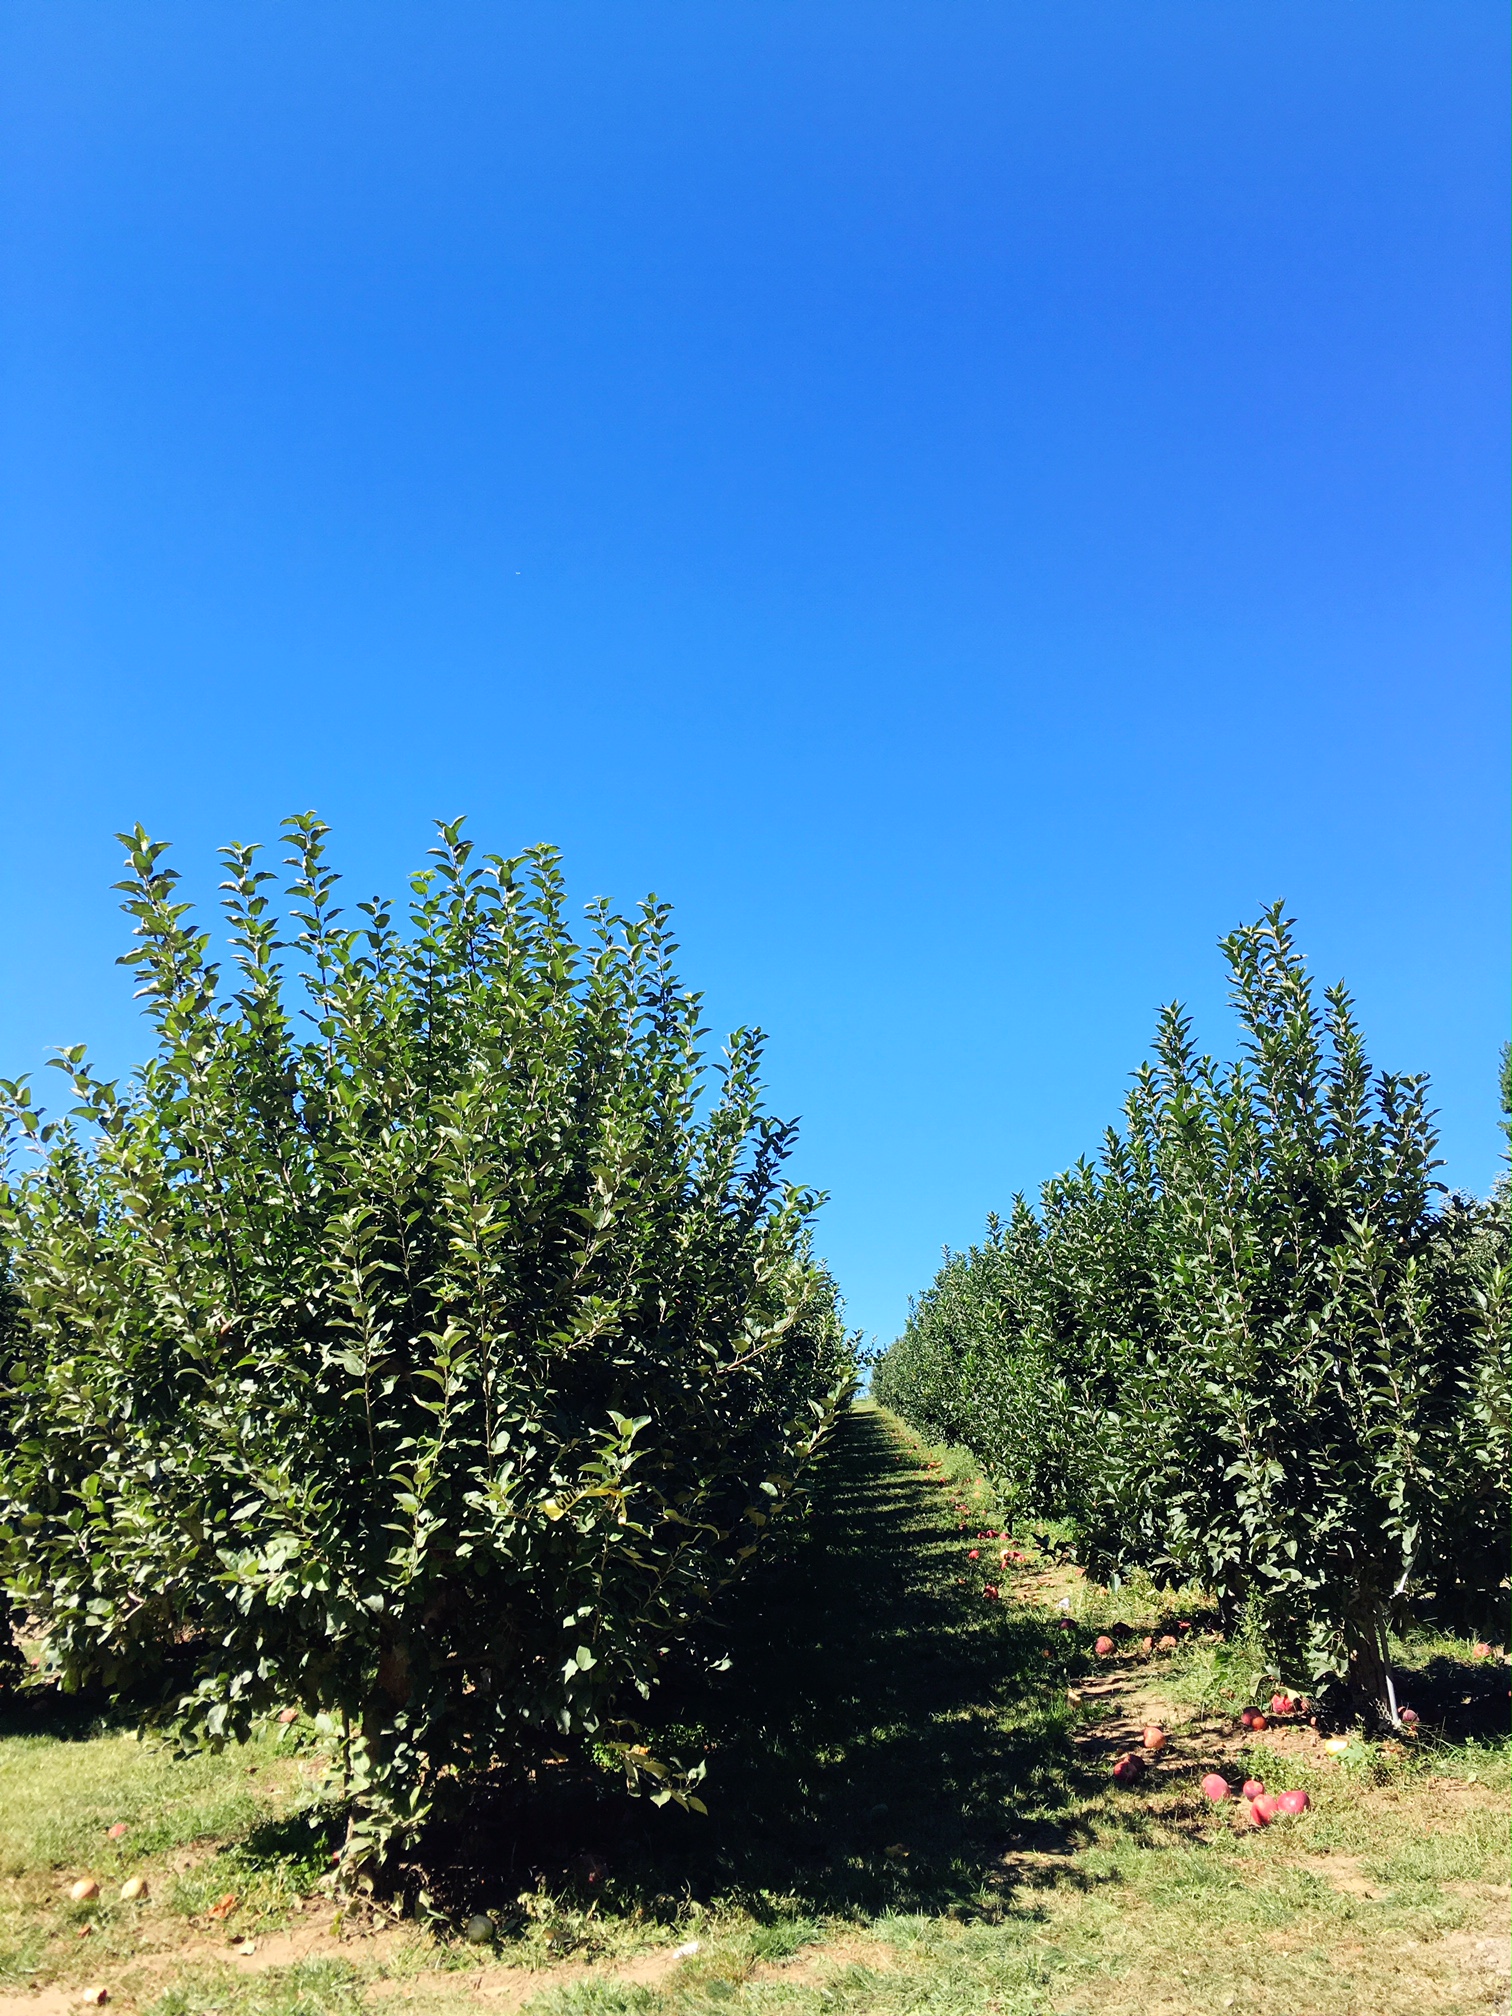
520, 1394, 1085, 1919
0, 1403, 1506, 2016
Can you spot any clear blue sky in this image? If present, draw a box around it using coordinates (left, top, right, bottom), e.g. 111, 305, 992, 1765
2, 3, 1507, 1345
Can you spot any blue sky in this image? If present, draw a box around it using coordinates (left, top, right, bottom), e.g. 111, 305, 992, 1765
2, 2, 1506, 1344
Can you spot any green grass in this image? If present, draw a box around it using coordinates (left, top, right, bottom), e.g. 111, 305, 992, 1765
0, 1402, 1505, 2016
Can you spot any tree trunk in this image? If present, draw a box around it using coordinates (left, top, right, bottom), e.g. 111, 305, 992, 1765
1343, 1604, 1401, 1730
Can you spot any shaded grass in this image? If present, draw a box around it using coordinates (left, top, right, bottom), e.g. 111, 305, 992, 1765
398, 1400, 1087, 1930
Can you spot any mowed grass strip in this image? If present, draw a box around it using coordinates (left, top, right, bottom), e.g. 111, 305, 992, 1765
0, 1403, 1505, 2016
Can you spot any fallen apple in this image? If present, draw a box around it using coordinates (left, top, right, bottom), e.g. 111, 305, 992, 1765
968, 1549, 980, 1560
1111, 1752, 1144, 1787
69, 1880, 100, 1903
1269, 1693, 1297, 1717
1241, 1777, 1265, 1800
107, 1823, 128, 1840
983, 1583, 999, 1599
1157, 1634, 1178, 1650
1094, 1635, 1115, 1656
119, 1877, 149, 1902
1142, 1725, 1167, 1752
1250, 1794, 1279, 1825
1201, 1773, 1230, 1802
1277, 1789, 1309, 1814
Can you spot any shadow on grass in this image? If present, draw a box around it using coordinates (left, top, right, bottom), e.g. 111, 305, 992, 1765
0, 1686, 139, 1745
1392, 1652, 1511, 1744
406, 1404, 1093, 1924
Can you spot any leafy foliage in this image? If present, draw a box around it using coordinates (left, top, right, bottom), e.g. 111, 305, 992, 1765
874, 905, 1508, 1719
0, 818, 854, 1862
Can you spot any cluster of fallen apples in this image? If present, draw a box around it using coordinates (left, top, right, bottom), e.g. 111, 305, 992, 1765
1108, 1691, 1316, 1825
959, 1528, 1035, 1601
1091, 1622, 1191, 1656
1108, 1721, 1170, 1786
1200, 1774, 1311, 1824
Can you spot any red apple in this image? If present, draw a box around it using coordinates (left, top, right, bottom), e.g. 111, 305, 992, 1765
1277, 1789, 1309, 1814
967, 1549, 979, 1560
1270, 1693, 1297, 1718
1250, 1794, 1279, 1825
1241, 1777, 1265, 1800
1142, 1725, 1167, 1752
1200, 1773, 1230, 1803
1058, 1617, 1075, 1631
1094, 1635, 1115, 1657
1111, 1752, 1144, 1787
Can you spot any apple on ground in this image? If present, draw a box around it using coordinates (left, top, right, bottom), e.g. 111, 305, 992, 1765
1241, 1777, 1264, 1799
1201, 1773, 1230, 1802
1277, 1789, 1310, 1814
1111, 1752, 1144, 1787
1142, 1725, 1167, 1751
1094, 1635, 1115, 1656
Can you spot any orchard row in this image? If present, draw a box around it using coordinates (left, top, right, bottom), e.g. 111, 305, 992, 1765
875, 905, 1509, 1724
